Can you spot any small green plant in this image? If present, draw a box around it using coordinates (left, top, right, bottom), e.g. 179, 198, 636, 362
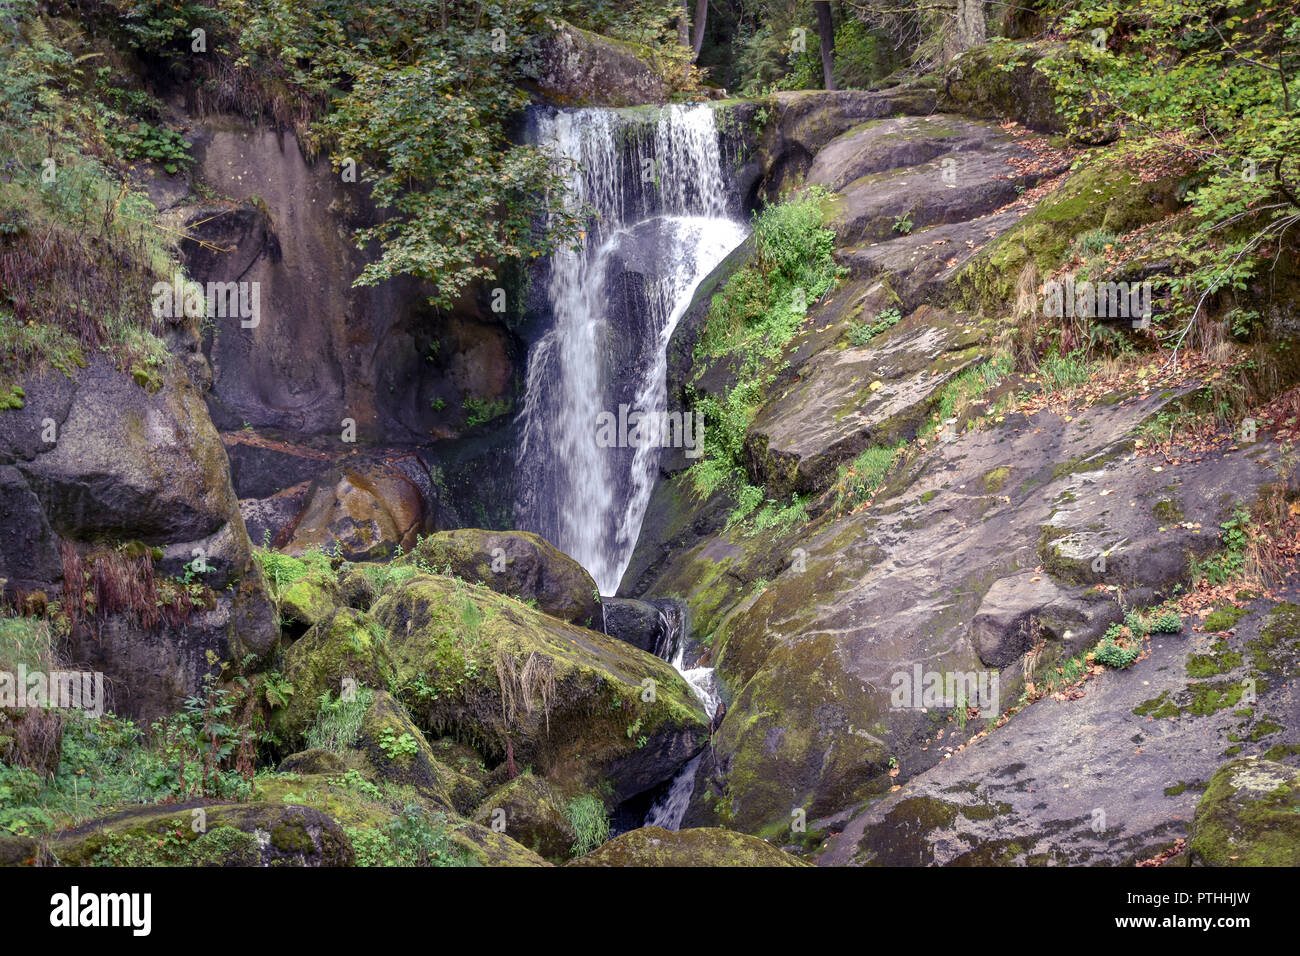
1151, 610, 1183, 633
564, 793, 610, 857
105, 122, 192, 174
378, 728, 419, 762
1075, 228, 1117, 256
892, 212, 913, 234
1191, 510, 1251, 585
462, 396, 510, 428
1094, 627, 1141, 669
848, 306, 902, 347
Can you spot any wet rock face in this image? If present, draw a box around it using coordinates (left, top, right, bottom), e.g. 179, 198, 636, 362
601, 598, 663, 654
818, 596, 1300, 867
182, 120, 519, 447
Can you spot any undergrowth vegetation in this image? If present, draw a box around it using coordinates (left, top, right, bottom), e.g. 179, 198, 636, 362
690, 187, 844, 523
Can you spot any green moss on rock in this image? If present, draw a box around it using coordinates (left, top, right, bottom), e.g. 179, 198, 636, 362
1188, 758, 1300, 866
566, 826, 809, 867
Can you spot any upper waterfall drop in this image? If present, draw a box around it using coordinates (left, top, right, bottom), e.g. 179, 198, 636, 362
516, 104, 749, 595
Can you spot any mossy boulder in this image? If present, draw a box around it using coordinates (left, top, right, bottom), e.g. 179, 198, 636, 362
47, 802, 355, 867
374, 574, 708, 802
427, 737, 493, 814
276, 748, 347, 775
940, 39, 1068, 133
254, 772, 548, 867
1188, 758, 1300, 866
278, 566, 342, 629
522, 18, 665, 107
472, 773, 575, 862
0, 834, 36, 867
339, 565, 379, 610
566, 826, 810, 867
957, 159, 1185, 314
271, 607, 394, 746
407, 528, 601, 626
346, 690, 455, 807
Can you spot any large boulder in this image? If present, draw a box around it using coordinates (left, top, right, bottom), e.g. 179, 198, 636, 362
47, 802, 355, 867
939, 39, 1068, 134
270, 607, 394, 747
567, 826, 810, 867
15, 358, 248, 585
0, 357, 277, 723
374, 574, 708, 803
523, 19, 665, 107
285, 461, 430, 562
407, 529, 601, 627
472, 774, 576, 862
601, 598, 664, 654
758, 87, 939, 197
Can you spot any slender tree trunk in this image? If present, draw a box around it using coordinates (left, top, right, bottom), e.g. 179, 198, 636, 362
955, 0, 987, 52
679, 0, 691, 47
692, 0, 708, 60
814, 1, 836, 90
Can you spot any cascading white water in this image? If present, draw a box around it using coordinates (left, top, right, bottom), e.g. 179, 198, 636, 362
516, 105, 748, 595
645, 603, 717, 830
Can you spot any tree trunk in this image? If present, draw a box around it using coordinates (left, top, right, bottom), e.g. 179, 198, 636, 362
814, 1, 836, 90
679, 0, 690, 47
692, 0, 708, 60
955, 0, 987, 53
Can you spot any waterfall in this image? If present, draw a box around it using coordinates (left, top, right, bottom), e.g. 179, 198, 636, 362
516, 105, 748, 595
645, 602, 717, 830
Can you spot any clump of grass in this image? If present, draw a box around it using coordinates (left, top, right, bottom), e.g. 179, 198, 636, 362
934, 355, 1013, 429
1037, 349, 1093, 392
833, 442, 905, 512
1075, 228, 1117, 256
564, 793, 610, 857
304, 686, 374, 754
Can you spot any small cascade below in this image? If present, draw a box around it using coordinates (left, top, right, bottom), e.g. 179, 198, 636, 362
645, 601, 717, 831
515, 104, 748, 595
